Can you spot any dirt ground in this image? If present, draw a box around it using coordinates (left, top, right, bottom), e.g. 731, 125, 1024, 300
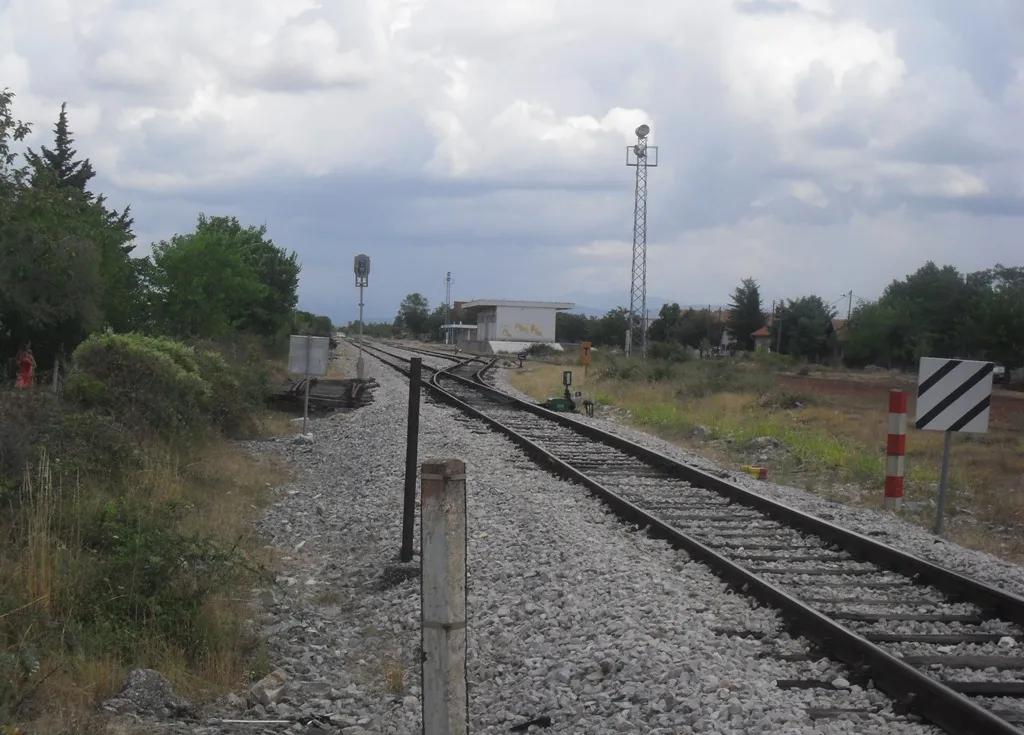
778, 373, 1024, 430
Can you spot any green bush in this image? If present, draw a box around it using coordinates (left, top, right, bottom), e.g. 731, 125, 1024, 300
194, 349, 260, 436
0, 390, 58, 484
77, 499, 247, 660
663, 360, 773, 400
597, 355, 688, 383
36, 409, 139, 485
597, 358, 640, 381
752, 349, 796, 369
526, 343, 557, 358
647, 341, 692, 363
65, 333, 259, 439
67, 333, 210, 437
0, 389, 138, 508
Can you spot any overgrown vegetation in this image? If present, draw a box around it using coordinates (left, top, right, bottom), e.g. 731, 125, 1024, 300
0, 89, 323, 728
0, 336, 283, 728
552, 264, 1023, 385
513, 350, 1024, 561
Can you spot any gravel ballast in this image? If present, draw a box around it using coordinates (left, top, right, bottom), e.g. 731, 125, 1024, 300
162, 346, 944, 735
114, 345, 967, 734
492, 367, 1024, 600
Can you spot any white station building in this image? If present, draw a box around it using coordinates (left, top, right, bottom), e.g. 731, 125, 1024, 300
454, 300, 574, 354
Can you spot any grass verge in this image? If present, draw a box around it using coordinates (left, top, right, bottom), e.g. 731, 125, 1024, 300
0, 333, 289, 732
510, 353, 1024, 562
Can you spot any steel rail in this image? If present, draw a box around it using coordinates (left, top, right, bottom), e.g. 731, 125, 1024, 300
353, 339, 1023, 734
434, 362, 1021, 735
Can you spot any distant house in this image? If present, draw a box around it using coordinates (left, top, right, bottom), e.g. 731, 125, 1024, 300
751, 326, 772, 351
459, 299, 574, 353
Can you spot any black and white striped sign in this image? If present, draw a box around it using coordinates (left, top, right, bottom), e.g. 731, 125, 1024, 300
915, 358, 994, 433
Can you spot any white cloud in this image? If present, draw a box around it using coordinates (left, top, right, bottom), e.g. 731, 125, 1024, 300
1, 0, 1022, 317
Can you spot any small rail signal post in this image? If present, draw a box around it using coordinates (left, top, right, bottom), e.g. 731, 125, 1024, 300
915, 357, 995, 534
581, 341, 592, 376
354, 254, 370, 380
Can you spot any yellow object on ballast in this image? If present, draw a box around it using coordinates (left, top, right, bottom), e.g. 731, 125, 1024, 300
740, 465, 768, 480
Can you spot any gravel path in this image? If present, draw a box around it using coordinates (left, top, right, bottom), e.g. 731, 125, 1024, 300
491, 368, 1024, 600
138, 346, 943, 735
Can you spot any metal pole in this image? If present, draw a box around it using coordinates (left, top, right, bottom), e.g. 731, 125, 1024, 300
52, 358, 59, 394
357, 284, 366, 380
420, 458, 468, 735
934, 431, 953, 534
301, 336, 311, 435
401, 358, 422, 563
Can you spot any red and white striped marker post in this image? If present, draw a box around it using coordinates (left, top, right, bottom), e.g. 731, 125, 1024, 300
885, 389, 908, 510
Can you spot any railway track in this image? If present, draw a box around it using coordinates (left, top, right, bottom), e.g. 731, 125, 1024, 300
353, 339, 1024, 734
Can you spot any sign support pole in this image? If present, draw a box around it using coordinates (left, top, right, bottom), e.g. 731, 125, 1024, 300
934, 430, 953, 535
302, 336, 311, 435
914, 357, 995, 536
357, 284, 366, 381
287, 334, 329, 435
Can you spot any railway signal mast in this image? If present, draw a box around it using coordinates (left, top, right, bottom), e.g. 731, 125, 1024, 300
625, 123, 658, 359
354, 254, 370, 380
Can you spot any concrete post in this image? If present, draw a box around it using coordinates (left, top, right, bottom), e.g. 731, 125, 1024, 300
885, 389, 907, 511
420, 458, 468, 735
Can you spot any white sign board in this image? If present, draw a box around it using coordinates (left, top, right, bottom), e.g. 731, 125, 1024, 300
288, 335, 330, 377
915, 357, 994, 434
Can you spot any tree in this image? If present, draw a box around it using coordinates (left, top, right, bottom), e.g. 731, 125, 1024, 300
773, 295, 837, 361
677, 310, 724, 357
425, 304, 448, 339
293, 310, 333, 337
648, 303, 683, 344
396, 293, 430, 337
727, 278, 764, 351
190, 214, 300, 338
590, 308, 629, 348
648, 304, 723, 357
556, 312, 591, 343
979, 281, 1024, 379
145, 214, 300, 341
0, 90, 106, 368
22, 102, 141, 333
24, 103, 95, 191
880, 262, 976, 359
149, 228, 268, 339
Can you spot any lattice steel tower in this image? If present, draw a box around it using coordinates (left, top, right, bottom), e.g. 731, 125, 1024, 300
625, 123, 658, 359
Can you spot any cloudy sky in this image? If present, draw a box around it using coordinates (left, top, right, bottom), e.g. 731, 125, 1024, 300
2, 0, 1022, 322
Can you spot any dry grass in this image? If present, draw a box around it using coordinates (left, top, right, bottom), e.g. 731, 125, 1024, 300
258, 410, 303, 437
510, 359, 1024, 562
1, 435, 286, 728
383, 655, 405, 694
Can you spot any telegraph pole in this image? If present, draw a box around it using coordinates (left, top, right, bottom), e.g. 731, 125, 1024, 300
774, 300, 783, 354
625, 124, 659, 360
